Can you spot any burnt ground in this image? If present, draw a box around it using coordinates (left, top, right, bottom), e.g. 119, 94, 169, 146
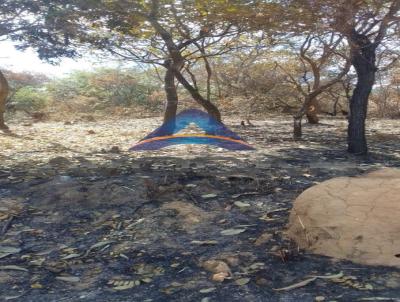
0, 115, 399, 302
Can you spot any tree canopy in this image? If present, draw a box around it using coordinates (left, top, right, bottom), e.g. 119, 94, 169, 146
1, 0, 399, 153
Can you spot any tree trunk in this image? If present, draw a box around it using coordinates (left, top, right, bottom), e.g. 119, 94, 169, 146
347, 33, 376, 155
293, 94, 315, 138
149, 18, 222, 123
305, 101, 319, 124
332, 98, 339, 116
162, 66, 179, 134
172, 68, 222, 122
0, 70, 9, 130
293, 116, 302, 140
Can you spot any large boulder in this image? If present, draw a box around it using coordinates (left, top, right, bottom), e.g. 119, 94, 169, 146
287, 168, 400, 267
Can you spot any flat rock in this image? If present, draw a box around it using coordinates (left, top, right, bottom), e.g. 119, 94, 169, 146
287, 168, 400, 267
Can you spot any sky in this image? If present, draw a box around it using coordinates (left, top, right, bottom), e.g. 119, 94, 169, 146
0, 40, 124, 77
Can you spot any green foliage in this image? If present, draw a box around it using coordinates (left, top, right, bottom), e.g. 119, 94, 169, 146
12, 87, 49, 111
47, 68, 162, 109
1, 0, 79, 62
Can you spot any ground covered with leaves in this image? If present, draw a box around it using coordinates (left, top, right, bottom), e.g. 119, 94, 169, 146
0, 116, 399, 302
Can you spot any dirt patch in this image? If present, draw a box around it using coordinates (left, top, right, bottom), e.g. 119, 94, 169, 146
161, 201, 215, 231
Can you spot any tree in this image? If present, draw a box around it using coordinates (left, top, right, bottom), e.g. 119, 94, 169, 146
276, 33, 350, 138
0, 71, 9, 129
0, 0, 80, 129
61, 0, 244, 129
213, 43, 300, 122
286, 0, 400, 153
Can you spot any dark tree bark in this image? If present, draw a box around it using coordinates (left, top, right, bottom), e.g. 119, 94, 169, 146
293, 116, 302, 140
332, 97, 340, 116
293, 92, 318, 138
347, 31, 377, 154
162, 66, 179, 134
0, 70, 9, 130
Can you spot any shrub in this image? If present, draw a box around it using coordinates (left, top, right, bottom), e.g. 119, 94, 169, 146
11, 86, 49, 111
46, 68, 163, 110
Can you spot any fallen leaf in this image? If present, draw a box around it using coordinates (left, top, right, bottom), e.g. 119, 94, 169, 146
310, 272, 344, 279
191, 240, 218, 245
232, 192, 259, 199
274, 277, 317, 291
56, 276, 81, 283
274, 272, 344, 291
234, 201, 251, 208
249, 262, 265, 270
220, 228, 246, 236
199, 287, 216, 293
201, 194, 218, 199
141, 278, 152, 283
0, 246, 21, 259
212, 272, 229, 282
0, 265, 28, 272
4, 293, 26, 300
112, 280, 137, 290
29, 258, 45, 266
89, 240, 115, 250
84, 240, 115, 256
235, 278, 250, 286
61, 253, 81, 260
31, 283, 43, 289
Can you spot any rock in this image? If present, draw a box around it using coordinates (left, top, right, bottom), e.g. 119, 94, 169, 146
287, 168, 400, 267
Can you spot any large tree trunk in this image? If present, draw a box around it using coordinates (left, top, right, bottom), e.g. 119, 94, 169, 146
332, 97, 339, 116
293, 94, 316, 138
0, 70, 9, 130
293, 116, 302, 140
172, 68, 222, 122
305, 98, 319, 124
347, 33, 376, 155
162, 66, 179, 134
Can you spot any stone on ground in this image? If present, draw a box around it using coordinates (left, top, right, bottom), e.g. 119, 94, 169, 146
287, 168, 400, 267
